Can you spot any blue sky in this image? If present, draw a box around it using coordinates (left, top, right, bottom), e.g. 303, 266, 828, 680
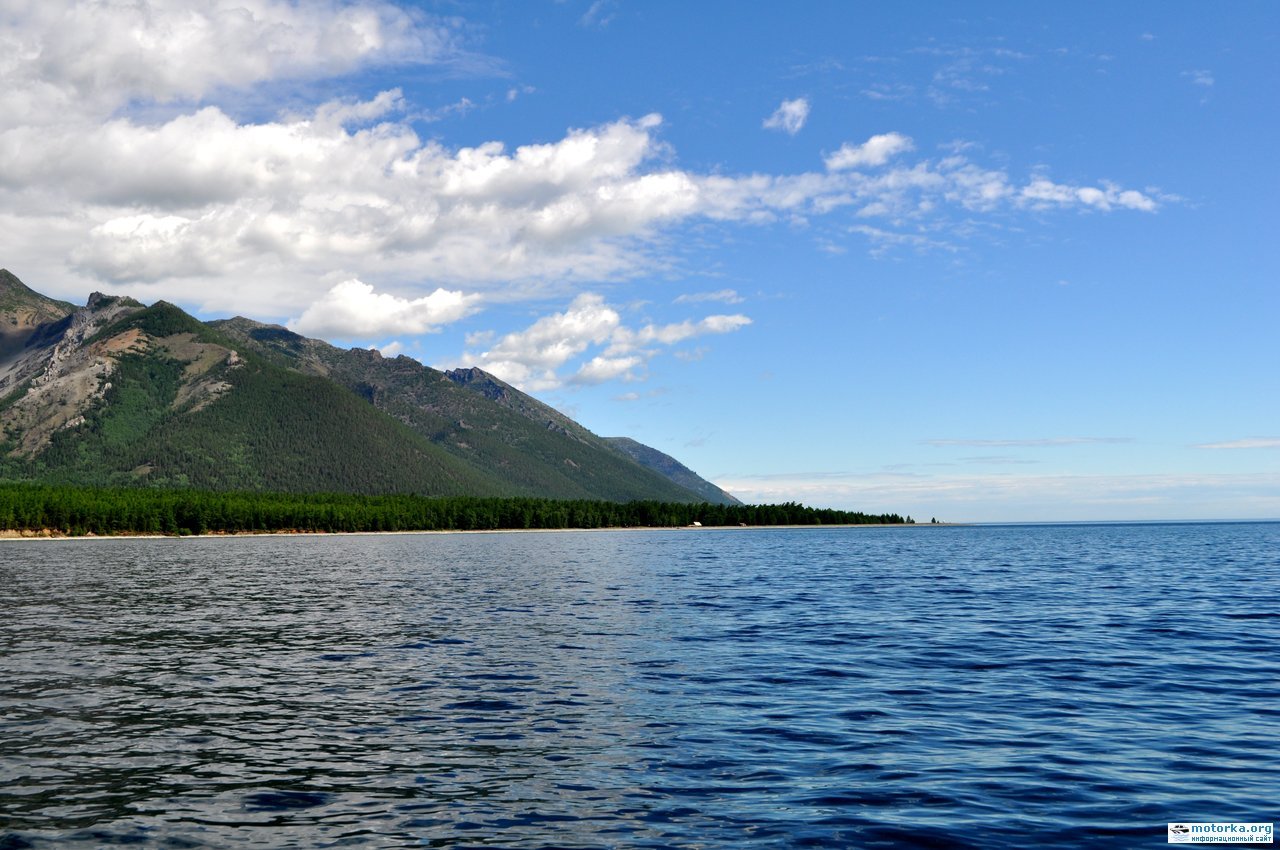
1, 1, 1276, 521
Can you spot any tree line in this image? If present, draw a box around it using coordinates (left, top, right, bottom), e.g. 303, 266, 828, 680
0, 482, 908, 536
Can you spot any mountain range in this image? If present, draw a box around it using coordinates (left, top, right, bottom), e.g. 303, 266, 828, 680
0, 269, 740, 505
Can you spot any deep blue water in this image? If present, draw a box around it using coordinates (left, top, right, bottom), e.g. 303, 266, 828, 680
1, 523, 1278, 848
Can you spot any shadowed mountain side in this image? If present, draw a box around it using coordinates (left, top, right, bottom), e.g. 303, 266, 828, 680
442, 367, 740, 506
210, 318, 705, 503
603, 437, 742, 506
0, 269, 77, 362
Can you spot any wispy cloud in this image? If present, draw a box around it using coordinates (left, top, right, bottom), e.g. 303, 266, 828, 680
914, 46, 1031, 107
923, 437, 1133, 448
506, 85, 536, 103
1181, 69, 1215, 104
1194, 437, 1280, 450
716, 470, 1280, 522
959, 456, 1040, 465
579, 0, 618, 28
417, 96, 477, 123
1183, 69, 1215, 87
849, 225, 956, 257
674, 289, 744, 305
763, 97, 810, 136
861, 82, 915, 102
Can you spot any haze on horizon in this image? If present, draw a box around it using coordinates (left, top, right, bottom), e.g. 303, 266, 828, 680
0, 1, 1275, 522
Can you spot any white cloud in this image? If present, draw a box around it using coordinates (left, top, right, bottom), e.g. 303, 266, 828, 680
289, 279, 480, 338
579, 0, 618, 28
0, 0, 460, 127
1183, 69, 1215, 87
0, 97, 1163, 315
849, 225, 955, 257
1194, 437, 1280, 450
763, 97, 810, 136
0, 4, 1167, 318
314, 89, 406, 128
717, 470, 1280, 523
449, 293, 751, 391
454, 293, 622, 391
1019, 178, 1157, 212
506, 85, 536, 103
861, 83, 914, 102
417, 97, 477, 124
675, 289, 743, 304
924, 437, 1133, 448
2, 103, 708, 314
607, 314, 751, 354
825, 132, 915, 170
574, 354, 644, 385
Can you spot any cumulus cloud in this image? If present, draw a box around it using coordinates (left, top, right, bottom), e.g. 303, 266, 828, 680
0, 0, 462, 127
574, 354, 644, 385
455, 293, 622, 390
449, 293, 751, 391
289, 279, 480, 338
825, 133, 914, 170
763, 97, 810, 135
0, 2, 1167, 320
1019, 178, 1157, 212
0, 98, 1163, 317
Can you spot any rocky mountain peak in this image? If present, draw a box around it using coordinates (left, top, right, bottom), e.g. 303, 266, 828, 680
445, 366, 508, 401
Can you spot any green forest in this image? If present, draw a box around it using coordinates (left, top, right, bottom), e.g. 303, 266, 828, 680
0, 482, 909, 536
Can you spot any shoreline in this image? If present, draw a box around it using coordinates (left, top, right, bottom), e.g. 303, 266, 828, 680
0, 523, 960, 541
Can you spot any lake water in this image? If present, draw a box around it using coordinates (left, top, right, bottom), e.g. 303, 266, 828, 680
2, 523, 1277, 848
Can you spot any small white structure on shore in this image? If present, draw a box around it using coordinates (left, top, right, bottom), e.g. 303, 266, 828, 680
690, 521, 702, 527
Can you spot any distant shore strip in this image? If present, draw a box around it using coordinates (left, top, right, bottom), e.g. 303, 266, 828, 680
0, 483, 911, 538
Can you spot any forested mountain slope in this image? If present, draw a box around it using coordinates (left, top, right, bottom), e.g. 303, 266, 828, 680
211, 318, 707, 503
0, 269, 731, 503
603, 437, 742, 506
0, 280, 508, 495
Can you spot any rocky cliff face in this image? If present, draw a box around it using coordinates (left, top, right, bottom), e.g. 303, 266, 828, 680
0, 269, 76, 362
0, 293, 138, 456
0, 293, 247, 458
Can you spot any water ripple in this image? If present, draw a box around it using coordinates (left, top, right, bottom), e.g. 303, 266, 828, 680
2, 522, 1278, 847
